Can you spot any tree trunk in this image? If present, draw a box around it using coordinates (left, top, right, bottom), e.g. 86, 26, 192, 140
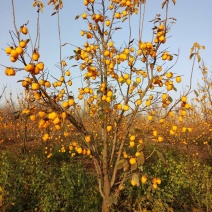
101, 117, 111, 212
102, 193, 110, 212
101, 138, 111, 212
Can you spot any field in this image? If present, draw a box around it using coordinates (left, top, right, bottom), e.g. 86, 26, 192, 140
0, 103, 211, 212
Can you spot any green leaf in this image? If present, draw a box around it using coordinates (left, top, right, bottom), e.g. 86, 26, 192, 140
168, 96, 173, 102
172, 85, 177, 92
97, 90, 102, 94
134, 128, 142, 133
112, 95, 116, 100
62, 123, 68, 132
137, 144, 144, 152
99, 113, 106, 120
147, 192, 152, 200
108, 196, 118, 206
156, 151, 166, 163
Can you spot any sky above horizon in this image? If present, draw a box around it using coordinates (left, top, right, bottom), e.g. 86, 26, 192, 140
0, 0, 212, 103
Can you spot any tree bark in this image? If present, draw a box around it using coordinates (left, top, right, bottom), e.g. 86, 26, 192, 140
101, 120, 111, 212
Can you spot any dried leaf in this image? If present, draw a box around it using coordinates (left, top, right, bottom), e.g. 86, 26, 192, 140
133, 82, 138, 87
129, 39, 134, 45
131, 163, 137, 172
172, 0, 176, 5
123, 160, 129, 171
137, 152, 145, 165
137, 144, 144, 152
149, 18, 156, 22
69, 56, 75, 60
170, 17, 177, 21
122, 17, 128, 22
51, 11, 57, 16
194, 90, 199, 97
13, 110, 21, 114
190, 46, 194, 54
194, 42, 200, 49
132, 173, 140, 186
116, 159, 125, 170
61, 43, 68, 47
189, 53, 195, 60
197, 54, 201, 63
162, 0, 167, 9
54, 4, 59, 11
75, 15, 80, 20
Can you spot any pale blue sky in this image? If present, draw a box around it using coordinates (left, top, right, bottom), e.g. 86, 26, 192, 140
0, 0, 212, 100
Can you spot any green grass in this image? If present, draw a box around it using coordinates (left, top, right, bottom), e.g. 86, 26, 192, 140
0, 145, 211, 212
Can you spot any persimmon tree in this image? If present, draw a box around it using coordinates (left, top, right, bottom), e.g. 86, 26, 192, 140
2, 0, 204, 211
